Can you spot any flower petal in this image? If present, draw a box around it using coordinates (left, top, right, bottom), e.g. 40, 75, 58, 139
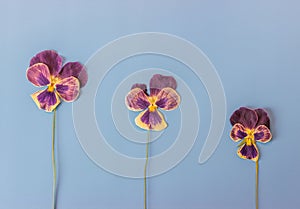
156, 87, 180, 111
131, 83, 148, 94
60, 62, 88, 87
55, 76, 80, 102
26, 63, 50, 86
31, 89, 60, 112
150, 74, 177, 95
230, 107, 258, 129
125, 88, 150, 111
255, 108, 270, 128
230, 123, 247, 142
135, 109, 167, 131
254, 125, 272, 143
237, 143, 259, 162
29, 50, 63, 76
78, 67, 88, 87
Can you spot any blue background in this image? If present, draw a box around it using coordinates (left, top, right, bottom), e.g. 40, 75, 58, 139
1, 0, 300, 208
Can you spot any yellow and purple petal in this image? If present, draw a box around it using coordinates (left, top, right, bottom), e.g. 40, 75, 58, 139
31, 89, 60, 112
254, 125, 272, 143
29, 50, 63, 77
230, 123, 247, 142
26, 63, 51, 87
55, 76, 80, 102
59, 62, 88, 87
135, 109, 167, 131
149, 74, 177, 96
230, 107, 258, 129
156, 87, 180, 111
237, 143, 259, 162
125, 88, 150, 111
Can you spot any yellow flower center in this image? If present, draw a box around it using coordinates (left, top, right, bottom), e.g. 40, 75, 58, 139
47, 76, 59, 92
47, 84, 55, 92
245, 128, 255, 146
148, 96, 157, 112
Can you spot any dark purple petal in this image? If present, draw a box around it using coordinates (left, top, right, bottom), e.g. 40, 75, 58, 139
254, 132, 265, 141
60, 62, 88, 87
255, 108, 270, 128
230, 107, 258, 129
30, 50, 63, 76
237, 130, 247, 138
237, 143, 259, 161
150, 74, 177, 95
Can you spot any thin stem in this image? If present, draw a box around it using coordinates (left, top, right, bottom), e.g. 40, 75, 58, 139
52, 109, 57, 209
255, 160, 259, 209
144, 130, 150, 209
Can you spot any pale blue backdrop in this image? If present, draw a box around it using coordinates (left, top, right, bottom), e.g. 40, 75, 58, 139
1, 0, 300, 209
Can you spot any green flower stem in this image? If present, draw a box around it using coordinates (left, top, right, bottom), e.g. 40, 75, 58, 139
144, 130, 150, 209
52, 109, 57, 209
256, 160, 259, 209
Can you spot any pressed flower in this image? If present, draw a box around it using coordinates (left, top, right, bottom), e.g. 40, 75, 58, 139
229, 107, 273, 209
230, 107, 272, 161
125, 74, 180, 131
125, 74, 180, 209
26, 50, 88, 112
26, 50, 88, 209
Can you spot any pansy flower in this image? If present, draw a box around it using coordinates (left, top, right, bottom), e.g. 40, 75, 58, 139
125, 74, 180, 209
26, 50, 88, 112
125, 74, 180, 131
26, 50, 88, 209
230, 107, 272, 161
229, 107, 273, 209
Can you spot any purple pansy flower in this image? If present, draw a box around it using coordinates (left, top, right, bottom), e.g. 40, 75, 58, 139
125, 74, 180, 131
230, 107, 272, 162
26, 50, 88, 112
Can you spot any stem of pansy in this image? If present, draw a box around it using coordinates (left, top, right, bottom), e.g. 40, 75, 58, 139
52, 109, 57, 209
255, 160, 259, 209
144, 130, 150, 209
